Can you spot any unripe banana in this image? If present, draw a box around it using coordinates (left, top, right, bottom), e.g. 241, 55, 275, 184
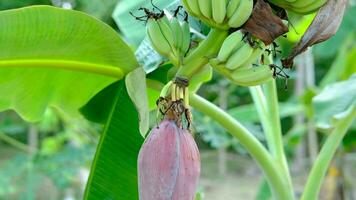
228, 0, 253, 28
238, 47, 264, 69
198, 0, 212, 18
217, 31, 243, 62
290, 0, 328, 14
226, 0, 241, 18
226, 43, 254, 70
290, 0, 316, 8
231, 65, 273, 86
157, 16, 175, 49
160, 81, 173, 98
186, 0, 202, 16
181, 20, 191, 55
170, 17, 183, 52
146, 18, 172, 58
212, 0, 227, 24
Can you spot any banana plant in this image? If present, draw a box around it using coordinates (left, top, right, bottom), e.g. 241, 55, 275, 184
0, 0, 354, 199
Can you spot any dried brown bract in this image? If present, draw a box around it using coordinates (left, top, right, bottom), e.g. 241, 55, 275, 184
242, 0, 289, 45
282, 0, 348, 68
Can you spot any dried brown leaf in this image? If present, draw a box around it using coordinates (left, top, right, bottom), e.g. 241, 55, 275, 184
242, 0, 289, 45
282, 0, 348, 68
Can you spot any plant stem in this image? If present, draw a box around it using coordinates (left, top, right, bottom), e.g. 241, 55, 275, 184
0, 131, 30, 152
175, 29, 228, 79
190, 94, 294, 200
301, 105, 356, 200
263, 80, 293, 192
249, 86, 276, 153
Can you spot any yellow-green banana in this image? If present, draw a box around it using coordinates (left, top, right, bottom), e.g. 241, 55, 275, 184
186, 0, 202, 16
146, 18, 172, 58
170, 17, 183, 52
181, 20, 191, 55
198, 0, 212, 18
226, 43, 254, 70
228, 0, 253, 28
226, 0, 241, 18
212, 0, 227, 24
157, 16, 175, 48
217, 31, 243, 62
238, 47, 264, 69
231, 65, 273, 86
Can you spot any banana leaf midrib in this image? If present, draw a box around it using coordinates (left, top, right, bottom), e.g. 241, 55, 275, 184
0, 59, 124, 79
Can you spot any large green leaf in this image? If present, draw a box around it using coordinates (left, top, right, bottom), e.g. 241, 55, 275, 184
313, 75, 356, 130
84, 80, 144, 200
0, 6, 138, 121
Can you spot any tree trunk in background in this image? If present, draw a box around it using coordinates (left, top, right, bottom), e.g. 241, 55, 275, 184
293, 54, 307, 172
304, 49, 318, 163
293, 49, 318, 172
218, 82, 228, 177
27, 125, 38, 200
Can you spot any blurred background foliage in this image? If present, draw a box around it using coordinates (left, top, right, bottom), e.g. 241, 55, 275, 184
0, 0, 355, 199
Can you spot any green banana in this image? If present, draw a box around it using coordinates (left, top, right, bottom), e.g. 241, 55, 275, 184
290, 0, 317, 8
198, 0, 212, 18
146, 18, 172, 57
181, 0, 195, 16
238, 47, 265, 69
212, 0, 227, 24
290, 0, 328, 14
226, 43, 254, 70
170, 17, 183, 52
186, 0, 202, 16
181, 20, 191, 55
156, 16, 175, 48
231, 65, 273, 86
228, 0, 253, 28
160, 81, 173, 98
226, 0, 241, 18
217, 31, 243, 62
239, 41, 266, 68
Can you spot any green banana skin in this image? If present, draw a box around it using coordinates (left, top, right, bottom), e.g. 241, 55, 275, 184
147, 18, 179, 66
289, 0, 328, 14
181, 21, 191, 55
186, 0, 202, 16
227, 0, 241, 18
198, 0, 212, 18
217, 31, 243, 62
147, 19, 172, 58
170, 17, 183, 52
228, 0, 253, 28
226, 43, 254, 70
210, 60, 273, 86
212, 0, 227, 24
231, 65, 274, 86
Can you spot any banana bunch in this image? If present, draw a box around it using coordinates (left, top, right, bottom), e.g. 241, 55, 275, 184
209, 31, 273, 86
147, 15, 191, 67
268, 0, 328, 14
211, 31, 266, 70
181, 0, 253, 30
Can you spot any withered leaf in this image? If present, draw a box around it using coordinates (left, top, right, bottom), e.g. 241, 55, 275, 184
282, 0, 348, 68
242, 0, 289, 45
